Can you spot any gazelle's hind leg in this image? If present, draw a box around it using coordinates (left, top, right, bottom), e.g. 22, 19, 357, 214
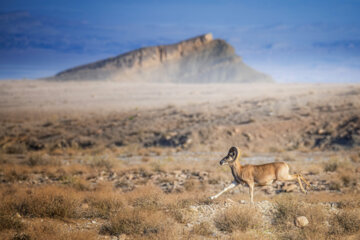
277, 165, 310, 193
299, 174, 311, 188
278, 173, 308, 193
292, 174, 307, 193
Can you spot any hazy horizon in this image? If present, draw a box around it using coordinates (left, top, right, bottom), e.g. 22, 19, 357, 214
1, 0, 360, 83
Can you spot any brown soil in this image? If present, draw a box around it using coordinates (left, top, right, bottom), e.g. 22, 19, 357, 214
1, 81, 360, 239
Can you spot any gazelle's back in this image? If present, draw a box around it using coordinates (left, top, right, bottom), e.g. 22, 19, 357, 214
242, 162, 289, 185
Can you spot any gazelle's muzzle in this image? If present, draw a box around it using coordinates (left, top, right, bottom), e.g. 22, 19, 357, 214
219, 157, 229, 165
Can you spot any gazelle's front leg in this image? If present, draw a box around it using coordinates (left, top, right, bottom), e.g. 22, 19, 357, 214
248, 182, 254, 205
210, 181, 238, 200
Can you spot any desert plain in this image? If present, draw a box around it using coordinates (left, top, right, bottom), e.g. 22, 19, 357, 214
1, 80, 360, 239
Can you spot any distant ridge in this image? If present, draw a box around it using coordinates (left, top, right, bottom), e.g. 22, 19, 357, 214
48, 33, 273, 83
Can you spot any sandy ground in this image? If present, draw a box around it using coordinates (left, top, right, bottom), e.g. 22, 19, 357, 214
1, 80, 360, 239
1, 80, 358, 115
1, 80, 360, 153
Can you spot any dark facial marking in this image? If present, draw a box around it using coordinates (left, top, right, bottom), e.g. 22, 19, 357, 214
228, 147, 238, 161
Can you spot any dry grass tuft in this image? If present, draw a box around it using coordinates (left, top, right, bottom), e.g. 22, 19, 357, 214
192, 222, 213, 236
3, 142, 27, 154
86, 155, 116, 170
2, 186, 79, 219
100, 209, 177, 238
0, 210, 23, 231
25, 153, 60, 166
329, 180, 342, 191
273, 197, 331, 239
324, 159, 338, 172
329, 209, 360, 236
14, 220, 98, 240
83, 189, 124, 219
273, 197, 302, 229
214, 205, 261, 233
349, 153, 360, 163
128, 185, 165, 211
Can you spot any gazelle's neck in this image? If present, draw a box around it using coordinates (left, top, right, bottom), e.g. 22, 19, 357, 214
229, 159, 242, 183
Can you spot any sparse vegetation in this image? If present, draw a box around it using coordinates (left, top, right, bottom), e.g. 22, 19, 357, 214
273, 197, 303, 230
0, 211, 23, 231
329, 209, 360, 236
192, 222, 213, 236
324, 159, 338, 172
1, 83, 360, 239
1, 186, 79, 218
100, 209, 177, 238
215, 206, 261, 233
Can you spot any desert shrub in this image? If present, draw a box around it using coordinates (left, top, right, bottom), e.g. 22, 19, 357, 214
169, 208, 194, 224
100, 209, 148, 235
273, 197, 302, 228
192, 222, 213, 236
26, 153, 59, 166
14, 220, 97, 240
328, 181, 341, 191
273, 198, 329, 239
184, 179, 196, 191
69, 178, 92, 191
84, 193, 123, 219
131, 195, 162, 211
100, 209, 176, 238
337, 199, 360, 209
339, 170, 358, 188
324, 159, 338, 172
7, 186, 79, 218
269, 146, 284, 153
151, 162, 166, 173
329, 209, 360, 235
0, 153, 8, 164
4, 143, 27, 154
2, 165, 29, 182
350, 153, 360, 163
12, 233, 30, 240
57, 231, 97, 240
129, 186, 164, 211
230, 231, 264, 240
214, 206, 261, 233
297, 205, 328, 240
164, 195, 197, 223
87, 155, 114, 170
0, 210, 23, 231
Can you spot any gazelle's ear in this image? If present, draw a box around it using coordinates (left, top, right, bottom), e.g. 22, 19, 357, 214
229, 146, 237, 154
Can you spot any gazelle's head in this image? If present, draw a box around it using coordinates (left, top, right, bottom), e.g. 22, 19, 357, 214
220, 147, 240, 165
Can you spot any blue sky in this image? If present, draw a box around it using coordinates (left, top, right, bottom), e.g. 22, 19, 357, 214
1, 0, 360, 82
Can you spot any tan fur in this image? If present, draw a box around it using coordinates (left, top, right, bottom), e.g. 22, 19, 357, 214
210, 147, 311, 204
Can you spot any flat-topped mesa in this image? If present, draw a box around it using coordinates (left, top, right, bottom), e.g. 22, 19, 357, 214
50, 33, 273, 83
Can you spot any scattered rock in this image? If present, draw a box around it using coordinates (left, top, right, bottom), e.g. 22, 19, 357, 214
282, 183, 298, 193
295, 216, 309, 227
118, 234, 127, 240
81, 203, 89, 210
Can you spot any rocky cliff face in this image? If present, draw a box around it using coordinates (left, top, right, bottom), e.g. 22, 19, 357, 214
50, 33, 273, 83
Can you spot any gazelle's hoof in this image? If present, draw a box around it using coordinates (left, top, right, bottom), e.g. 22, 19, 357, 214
209, 196, 215, 200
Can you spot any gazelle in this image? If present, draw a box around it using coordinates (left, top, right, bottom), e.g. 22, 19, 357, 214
210, 147, 310, 204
